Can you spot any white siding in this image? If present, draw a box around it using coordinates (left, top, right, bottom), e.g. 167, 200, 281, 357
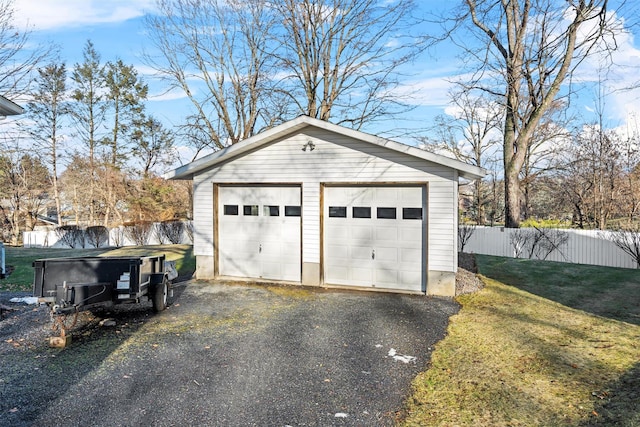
303, 182, 320, 263
428, 180, 457, 272
193, 128, 459, 274
193, 175, 214, 257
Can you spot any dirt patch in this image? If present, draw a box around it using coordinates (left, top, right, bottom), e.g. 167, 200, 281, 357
456, 252, 484, 296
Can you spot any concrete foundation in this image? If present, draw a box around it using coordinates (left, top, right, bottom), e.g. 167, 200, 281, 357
195, 256, 215, 280
427, 270, 456, 297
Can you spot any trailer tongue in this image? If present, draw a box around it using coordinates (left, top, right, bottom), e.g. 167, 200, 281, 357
33, 255, 178, 315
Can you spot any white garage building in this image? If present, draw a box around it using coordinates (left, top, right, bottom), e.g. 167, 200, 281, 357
166, 116, 484, 296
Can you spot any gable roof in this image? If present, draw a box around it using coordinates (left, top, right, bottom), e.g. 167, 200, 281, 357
0, 95, 23, 116
165, 115, 485, 181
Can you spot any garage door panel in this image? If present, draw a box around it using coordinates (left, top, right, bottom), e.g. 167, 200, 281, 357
375, 267, 399, 287
351, 245, 372, 260
326, 244, 349, 261
374, 246, 398, 262
400, 247, 422, 263
325, 265, 348, 282
324, 185, 425, 292
218, 186, 301, 282
350, 267, 373, 284
375, 226, 398, 242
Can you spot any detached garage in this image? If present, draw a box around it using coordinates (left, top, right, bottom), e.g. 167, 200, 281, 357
166, 116, 484, 296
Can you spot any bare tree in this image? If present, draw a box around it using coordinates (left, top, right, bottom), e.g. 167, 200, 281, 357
145, 0, 422, 153
437, 0, 621, 227
144, 0, 277, 153
0, 0, 50, 98
273, 0, 422, 129
558, 123, 621, 229
422, 91, 502, 224
520, 101, 570, 220
0, 152, 50, 244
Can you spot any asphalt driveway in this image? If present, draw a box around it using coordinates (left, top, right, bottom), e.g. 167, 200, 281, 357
1, 281, 459, 427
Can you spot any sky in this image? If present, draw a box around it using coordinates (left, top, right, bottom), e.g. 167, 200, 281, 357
9, 0, 640, 169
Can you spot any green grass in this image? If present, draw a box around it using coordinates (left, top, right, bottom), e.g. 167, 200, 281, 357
476, 255, 640, 325
1, 245, 195, 292
402, 256, 640, 426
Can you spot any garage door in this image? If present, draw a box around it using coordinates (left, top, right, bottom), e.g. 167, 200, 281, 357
218, 186, 301, 282
323, 186, 425, 292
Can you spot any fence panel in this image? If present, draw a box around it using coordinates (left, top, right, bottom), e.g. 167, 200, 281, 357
22, 221, 193, 249
463, 226, 637, 269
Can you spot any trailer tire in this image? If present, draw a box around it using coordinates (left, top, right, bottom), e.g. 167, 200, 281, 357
152, 277, 169, 313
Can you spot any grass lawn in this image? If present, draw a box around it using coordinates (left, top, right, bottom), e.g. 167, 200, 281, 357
0, 244, 195, 292
402, 255, 640, 427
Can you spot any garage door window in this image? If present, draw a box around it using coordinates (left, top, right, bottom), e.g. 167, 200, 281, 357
402, 207, 423, 220
353, 206, 371, 218
223, 205, 238, 215
243, 205, 259, 216
263, 205, 280, 216
329, 206, 347, 218
376, 207, 396, 219
285, 205, 301, 217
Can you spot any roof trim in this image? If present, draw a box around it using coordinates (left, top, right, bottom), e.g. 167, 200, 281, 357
0, 95, 23, 116
165, 116, 486, 180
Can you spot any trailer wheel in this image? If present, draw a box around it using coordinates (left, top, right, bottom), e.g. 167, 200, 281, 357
152, 277, 169, 313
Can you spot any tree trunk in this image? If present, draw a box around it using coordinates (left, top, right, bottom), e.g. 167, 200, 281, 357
475, 179, 485, 225
504, 165, 521, 228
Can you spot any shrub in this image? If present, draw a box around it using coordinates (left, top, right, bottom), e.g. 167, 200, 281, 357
520, 218, 569, 229
124, 222, 153, 246
86, 226, 109, 248
185, 220, 193, 243
158, 220, 185, 244
55, 225, 83, 248
111, 226, 124, 247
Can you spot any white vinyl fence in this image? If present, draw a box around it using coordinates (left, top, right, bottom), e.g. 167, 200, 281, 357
23, 222, 192, 249
463, 226, 638, 269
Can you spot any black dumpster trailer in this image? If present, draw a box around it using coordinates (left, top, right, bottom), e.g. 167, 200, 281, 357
33, 255, 177, 314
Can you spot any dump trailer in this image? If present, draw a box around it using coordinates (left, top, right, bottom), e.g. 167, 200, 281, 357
33, 255, 177, 315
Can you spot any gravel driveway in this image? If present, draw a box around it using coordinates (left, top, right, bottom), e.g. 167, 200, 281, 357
1, 281, 459, 427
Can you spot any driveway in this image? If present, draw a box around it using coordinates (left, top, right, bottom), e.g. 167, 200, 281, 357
1, 281, 459, 427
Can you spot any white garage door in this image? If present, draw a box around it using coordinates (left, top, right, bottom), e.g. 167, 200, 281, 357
324, 186, 425, 292
218, 186, 301, 282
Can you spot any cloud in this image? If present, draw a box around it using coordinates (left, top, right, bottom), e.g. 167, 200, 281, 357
392, 75, 454, 107
13, 0, 157, 31
148, 87, 188, 102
